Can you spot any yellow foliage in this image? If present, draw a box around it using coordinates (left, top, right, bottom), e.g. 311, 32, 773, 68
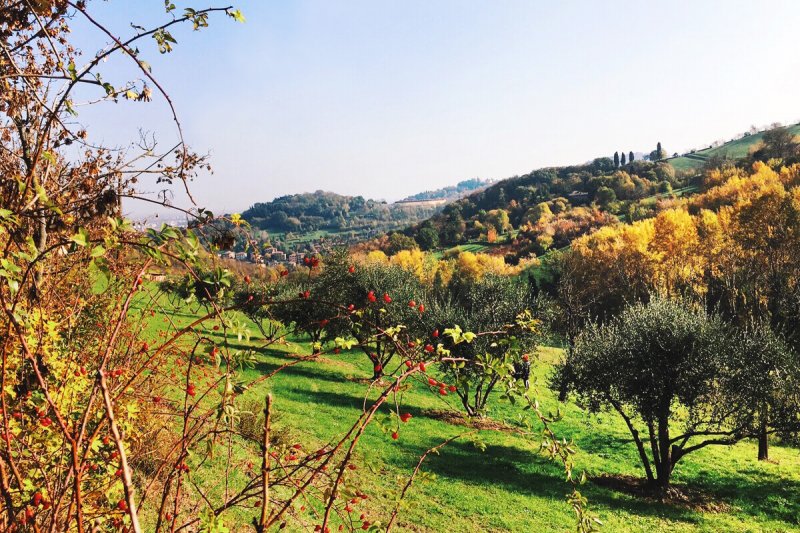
390, 249, 437, 284
364, 250, 388, 264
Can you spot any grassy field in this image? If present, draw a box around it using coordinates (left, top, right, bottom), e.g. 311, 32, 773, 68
668, 124, 800, 172
136, 292, 800, 532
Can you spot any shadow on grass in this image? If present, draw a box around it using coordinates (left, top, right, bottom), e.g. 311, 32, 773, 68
251, 358, 366, 387
688, 470, 800, 525
243, 351, 800, 529
414, 438, 707, 525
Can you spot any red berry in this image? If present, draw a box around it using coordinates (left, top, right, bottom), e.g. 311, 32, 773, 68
418, 304, 425, 313
432, 329, 439, 338
117, 499, 128, 511
439, 388, 447, 396
281, 270, 289, 277
32, 492, 43, 506
367, 291, 376, 303
187, 384, 196, 397
383, 293, 392, 303
424, 344, 434, 353
244, 275, 251, 284
391, 431, 399, 440
40, 417, 52, 427
400, 413, 412, 423
427, 378, 437, 386
404, 360, 413, 368
448, 385, 457, 392
419, 362, 426, 371
348, 265, 356, 274
408, 300, 416, 308
374, 364, 382, 373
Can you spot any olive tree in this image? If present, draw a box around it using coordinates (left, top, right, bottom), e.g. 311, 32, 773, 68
724, 323, 800, 460
554, 298, 754, 491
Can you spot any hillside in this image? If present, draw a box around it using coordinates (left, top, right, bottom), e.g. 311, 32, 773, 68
404, 157, 684, 258
241, 190, 441, 234
668, 123, 800, 172
403, 124, 800, 260
399, 178, 494, 202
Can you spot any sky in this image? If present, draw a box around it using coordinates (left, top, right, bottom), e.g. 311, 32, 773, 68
73, 1, 800, 217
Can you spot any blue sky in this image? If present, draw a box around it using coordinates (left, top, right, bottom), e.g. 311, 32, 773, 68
74, 1, 800, 217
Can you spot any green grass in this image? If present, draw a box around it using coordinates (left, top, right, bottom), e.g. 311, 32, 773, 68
667, 124, 800, 172
134, 291, 800, 532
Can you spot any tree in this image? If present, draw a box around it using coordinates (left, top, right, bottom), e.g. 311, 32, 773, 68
429, 276, 539, 416
725, 324, 800, 461
595, 186, 616, 207
629, 151, 635, 163
613, 151, 620, 168
554, 298, 752, 491
485, 208, 511, 234
650, 142, 667, 161
621, 152, 627, 166
754, 126, 800, 161
310, 256, 427, 379
416, 226, 440, 251
385, 232, 418, 256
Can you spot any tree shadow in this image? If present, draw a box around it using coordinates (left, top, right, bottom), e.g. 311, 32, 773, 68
405, 438, 741, 526
686, 469, 800, 525
250, 358, 363, 386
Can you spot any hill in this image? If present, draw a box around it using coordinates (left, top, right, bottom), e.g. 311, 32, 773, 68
241, 190, 441, 235
399, 178, 494, 202
403, 124, 800, 260
404, 157, 684, 258
668, 123, 800, 172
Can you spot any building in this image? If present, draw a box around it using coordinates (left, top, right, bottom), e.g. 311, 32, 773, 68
568, 190, 590, 205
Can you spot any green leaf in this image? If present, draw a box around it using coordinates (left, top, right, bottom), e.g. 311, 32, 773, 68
70, 228, 89, 247
89, 259, 111, 295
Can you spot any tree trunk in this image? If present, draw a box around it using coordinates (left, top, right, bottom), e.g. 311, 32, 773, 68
758, 405, 769, 461
655, 414, 672, 492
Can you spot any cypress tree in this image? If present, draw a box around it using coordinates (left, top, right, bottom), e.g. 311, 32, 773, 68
613, 151, 620, 167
